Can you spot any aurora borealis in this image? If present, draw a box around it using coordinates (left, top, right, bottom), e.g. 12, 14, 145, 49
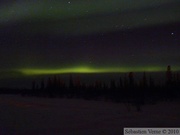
19, 66, 163, 75
18, 66, 180, 76
0, 0, 180, 79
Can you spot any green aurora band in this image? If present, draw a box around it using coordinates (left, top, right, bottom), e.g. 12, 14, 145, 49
19, 66, 180, 76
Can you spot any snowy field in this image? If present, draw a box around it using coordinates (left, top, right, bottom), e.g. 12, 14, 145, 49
0, 95, 180, 135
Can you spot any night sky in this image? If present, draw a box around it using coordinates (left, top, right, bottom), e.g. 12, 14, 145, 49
0, 0, 180, 77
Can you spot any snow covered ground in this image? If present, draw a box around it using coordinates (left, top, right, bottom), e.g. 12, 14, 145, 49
0, 95, 180, 135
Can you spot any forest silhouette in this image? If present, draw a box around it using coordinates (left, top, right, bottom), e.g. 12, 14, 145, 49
0, 65, 180, 111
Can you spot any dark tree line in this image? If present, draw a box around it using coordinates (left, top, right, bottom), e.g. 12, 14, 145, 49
0, 65, 180, 111
20, 65, 180, 105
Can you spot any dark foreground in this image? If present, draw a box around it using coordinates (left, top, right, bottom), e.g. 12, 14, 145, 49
0, 94, 180, 135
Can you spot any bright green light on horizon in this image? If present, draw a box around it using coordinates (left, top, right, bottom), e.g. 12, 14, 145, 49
18, 66, 180, 76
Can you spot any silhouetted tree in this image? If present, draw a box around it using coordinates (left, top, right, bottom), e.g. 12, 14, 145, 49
68, 75, 74, 98
40, 79, 45, 90
32, 80, 36, 91
128, 72, 134, 87
165, 65, 174, 100
46, 77, 53, 97
166, 65, 172, 83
